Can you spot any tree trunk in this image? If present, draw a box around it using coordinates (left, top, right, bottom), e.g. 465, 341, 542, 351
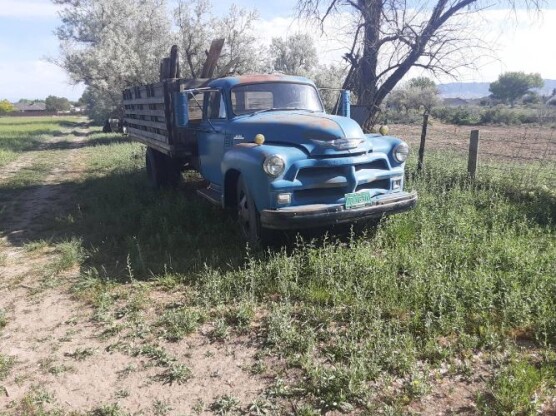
355, 0, 382, 131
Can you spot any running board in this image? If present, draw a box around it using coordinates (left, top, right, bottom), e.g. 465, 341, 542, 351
197, 186, 221, 206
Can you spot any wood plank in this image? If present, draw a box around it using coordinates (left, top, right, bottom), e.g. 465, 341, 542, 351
125, 118, 167, 131
124, 109, 166, 118
467, 129, 480, 179
127, 127, 168, 143
200, 38, 225, 78
123, 96, 165, 105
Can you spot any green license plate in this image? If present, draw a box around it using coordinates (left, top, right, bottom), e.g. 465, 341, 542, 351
345, 191, 374, 209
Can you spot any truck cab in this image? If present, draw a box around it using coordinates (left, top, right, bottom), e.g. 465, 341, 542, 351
179, 74, 417, 243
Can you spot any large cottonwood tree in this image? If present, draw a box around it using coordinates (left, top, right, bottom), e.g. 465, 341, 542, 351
297, 0, 543, 130
53, 0, 172, 123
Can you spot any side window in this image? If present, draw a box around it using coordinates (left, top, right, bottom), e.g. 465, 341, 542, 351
207, 91, 227, 119
188, 92, 205, 122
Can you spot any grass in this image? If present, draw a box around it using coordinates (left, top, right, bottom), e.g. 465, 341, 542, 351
0, 354, 15, 380
156, 363, 193, 385
157, 307, 205, 342
65, 135, 554, 412
0, 116, 82, 167
477, 355, 556, 415
0, 309, 6, 330
64, 347, 95, 361
210, 394, 240, 415
1, 117, 555, 413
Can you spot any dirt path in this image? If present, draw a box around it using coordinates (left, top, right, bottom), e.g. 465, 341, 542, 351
0, 127, 88, 244
0, 125, 266, 415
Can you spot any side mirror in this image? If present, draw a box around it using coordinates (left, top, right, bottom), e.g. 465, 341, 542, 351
339, 90, 351, 118
175, 91, 189, 127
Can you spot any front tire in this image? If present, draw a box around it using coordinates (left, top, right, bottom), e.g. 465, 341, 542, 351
236, 175, 264, 246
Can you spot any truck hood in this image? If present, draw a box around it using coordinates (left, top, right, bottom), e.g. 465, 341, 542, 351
229, 111, 371, 156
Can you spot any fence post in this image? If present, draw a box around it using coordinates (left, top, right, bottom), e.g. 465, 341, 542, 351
417, 113, 429, 172
468, 129, 480, 179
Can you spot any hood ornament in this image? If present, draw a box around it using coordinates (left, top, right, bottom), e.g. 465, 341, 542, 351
311, 138, 364, 150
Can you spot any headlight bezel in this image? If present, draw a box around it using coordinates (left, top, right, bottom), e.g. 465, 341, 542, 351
393, 142, 409, 163
263, 155, 286, 178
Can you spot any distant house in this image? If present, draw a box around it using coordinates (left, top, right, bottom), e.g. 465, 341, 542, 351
13, 102, 47, 115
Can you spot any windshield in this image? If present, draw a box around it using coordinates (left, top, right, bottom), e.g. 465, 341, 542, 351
231, 82, 323, 115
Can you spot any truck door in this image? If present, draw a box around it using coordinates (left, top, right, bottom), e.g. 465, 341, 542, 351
198, 90, 228, 186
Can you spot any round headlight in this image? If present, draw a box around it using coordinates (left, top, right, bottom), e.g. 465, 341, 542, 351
263, 155, 285, 177
393, 142, 409, 163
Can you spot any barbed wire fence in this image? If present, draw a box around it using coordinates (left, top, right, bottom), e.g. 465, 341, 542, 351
393, 116, 556, 189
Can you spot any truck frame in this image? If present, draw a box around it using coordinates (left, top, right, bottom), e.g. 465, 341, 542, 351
123, 44, 417, 244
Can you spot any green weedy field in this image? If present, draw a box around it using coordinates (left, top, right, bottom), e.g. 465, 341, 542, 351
0, 116, 554, 415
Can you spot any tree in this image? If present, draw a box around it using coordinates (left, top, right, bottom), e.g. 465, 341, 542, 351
314, 63, 349, 112
45, 95, 71, 112
387, 77, 440, 113
489, 72, 544, 105
53, 0, 173, 123
297, 0, 543, 131
0, 100, 15, 115
408, 77, 437, 91
174, 0, 264, 78
270, 34, 318, 76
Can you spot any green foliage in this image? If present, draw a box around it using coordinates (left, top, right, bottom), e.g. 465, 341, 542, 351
430, 105, 552, 126
477, 358, 555, 415
489, 72, 544, 105
0, 99, 15, 115
387, 78, 440, 114
45, 95, 71, 112
313, 63, 348, 113
90, 403, 129, 416
0, 354, 15, 380
270, 33, 318, 76
408, 77, 436, 90
431, 106, 482, 125
157, 307, 204, 341
210, 394, 240, 415
0, 309, 6, 330
157, 363, 193, 385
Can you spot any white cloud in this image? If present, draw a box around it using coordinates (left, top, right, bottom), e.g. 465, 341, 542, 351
0, 60, 84, 101
0, 0, 59, 19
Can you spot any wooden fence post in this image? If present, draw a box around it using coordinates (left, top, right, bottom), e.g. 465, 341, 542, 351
468, 129, 480, 179
417, 113, 429, 172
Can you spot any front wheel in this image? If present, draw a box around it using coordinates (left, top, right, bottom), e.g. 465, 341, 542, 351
236, 175, 269, 246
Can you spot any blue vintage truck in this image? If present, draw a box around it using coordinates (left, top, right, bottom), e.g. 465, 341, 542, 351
123, 46, 417, 243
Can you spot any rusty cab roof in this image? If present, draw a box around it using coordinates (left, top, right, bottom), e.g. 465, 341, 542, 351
207, 74, 315, 90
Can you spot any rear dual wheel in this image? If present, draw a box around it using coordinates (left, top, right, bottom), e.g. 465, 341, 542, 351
146, 147, 181, 188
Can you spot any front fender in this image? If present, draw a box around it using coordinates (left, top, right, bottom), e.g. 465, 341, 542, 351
222, 143, 306, 211
366, 134, 406, 168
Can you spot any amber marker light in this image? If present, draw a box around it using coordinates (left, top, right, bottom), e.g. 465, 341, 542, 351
254, 134, 265, 145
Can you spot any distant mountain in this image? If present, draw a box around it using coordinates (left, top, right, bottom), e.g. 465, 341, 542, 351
438, 79, 556, 99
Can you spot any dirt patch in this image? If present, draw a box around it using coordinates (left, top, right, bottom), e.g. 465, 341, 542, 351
392, 122, 556, 164
0, 283, 265, 414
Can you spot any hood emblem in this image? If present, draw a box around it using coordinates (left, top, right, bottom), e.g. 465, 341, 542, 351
311, 138, 364, 150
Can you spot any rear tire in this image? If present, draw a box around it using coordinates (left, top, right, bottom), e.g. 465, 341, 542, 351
146, 147, 181, 188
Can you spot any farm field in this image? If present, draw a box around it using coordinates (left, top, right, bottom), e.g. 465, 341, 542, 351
0, 116, 555, 415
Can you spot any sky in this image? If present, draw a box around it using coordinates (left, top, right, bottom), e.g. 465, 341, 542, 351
0, 0, 556, 101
